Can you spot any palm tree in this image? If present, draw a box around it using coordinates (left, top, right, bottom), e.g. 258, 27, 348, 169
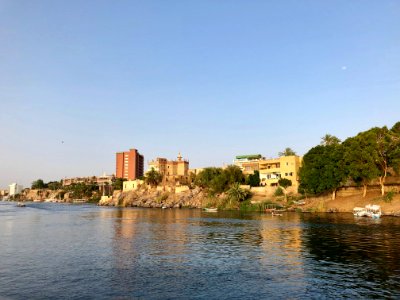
278, 147, 296, 157
320, 134, 341, 146
145, 168, 163, 187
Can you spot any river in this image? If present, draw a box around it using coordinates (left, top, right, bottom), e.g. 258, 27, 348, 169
1, 201, 399, 299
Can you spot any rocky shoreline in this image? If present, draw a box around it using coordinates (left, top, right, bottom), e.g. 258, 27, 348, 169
99, 187, 206, 208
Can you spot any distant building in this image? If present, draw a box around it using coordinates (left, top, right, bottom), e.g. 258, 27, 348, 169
234, 154, 264, 175
148, 153, 189, 183
62, 173, 115, 186
9, 183, 23, 196
259, 155, 302, 187
116, 148, 144, 180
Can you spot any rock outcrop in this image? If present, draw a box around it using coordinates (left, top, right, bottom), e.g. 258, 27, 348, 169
98, 187, 205, 208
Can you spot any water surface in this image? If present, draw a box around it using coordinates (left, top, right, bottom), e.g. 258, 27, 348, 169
1, 201, 399, 299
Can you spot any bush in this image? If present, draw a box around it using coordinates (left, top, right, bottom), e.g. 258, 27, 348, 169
239, 200, 265, 212
156, 192, 169, 203
227, 183, 251, 202
274, 187, 284, 196
384, 190, 396, 203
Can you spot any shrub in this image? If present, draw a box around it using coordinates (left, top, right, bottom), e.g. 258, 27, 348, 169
384, 190, 396, 203
227, 183, 251, 203
274, 187, 284, 196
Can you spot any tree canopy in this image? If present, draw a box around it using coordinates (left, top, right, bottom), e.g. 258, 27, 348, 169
320, 134, 341, 146
144, 168, 162, 187
278, 148, 296, 157
299, 122, 400, 197
31, 179, 46, 189
246, 170, 260, 187
299, 144, 346, 199
194, 165, 245, 194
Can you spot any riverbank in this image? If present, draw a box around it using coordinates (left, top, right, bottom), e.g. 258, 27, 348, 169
294, 190, 400, 216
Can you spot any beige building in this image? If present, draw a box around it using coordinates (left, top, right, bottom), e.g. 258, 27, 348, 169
62, 174, 115, 186
148, 153, 189, 184
259, 155, 302, 187
233, 154, 264, 175
123, 179, 144, 192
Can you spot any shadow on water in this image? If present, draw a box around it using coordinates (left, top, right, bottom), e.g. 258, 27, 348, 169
300, 213, 400, 297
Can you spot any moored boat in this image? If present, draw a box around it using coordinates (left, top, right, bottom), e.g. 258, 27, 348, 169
17, 202, 26, 207
353, 204, 381, 219
204, 207, 218, 212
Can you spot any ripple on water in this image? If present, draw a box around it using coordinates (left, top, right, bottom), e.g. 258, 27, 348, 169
0, 203, 400, 299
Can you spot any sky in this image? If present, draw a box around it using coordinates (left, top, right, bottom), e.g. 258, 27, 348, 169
1, 0, 399, 188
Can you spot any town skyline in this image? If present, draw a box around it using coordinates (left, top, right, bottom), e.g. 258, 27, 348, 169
1, 1, 400, 188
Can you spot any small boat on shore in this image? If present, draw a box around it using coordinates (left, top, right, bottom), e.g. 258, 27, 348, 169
271, 212, 283, 216
353, 204, 381, 219
204, 207, 218, 212
17, 202, 26, 207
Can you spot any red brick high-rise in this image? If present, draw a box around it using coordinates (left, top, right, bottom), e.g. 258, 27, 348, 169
116, 148, 144, 180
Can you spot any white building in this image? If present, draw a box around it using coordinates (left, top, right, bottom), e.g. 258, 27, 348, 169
9, 183, 23, 196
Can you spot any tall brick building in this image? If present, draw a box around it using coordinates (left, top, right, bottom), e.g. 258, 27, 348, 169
116, 148, 144, 180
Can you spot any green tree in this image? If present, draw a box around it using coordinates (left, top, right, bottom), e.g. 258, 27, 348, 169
343, 135, 379, 197
31, 179, 46, 189
194, 167, 222, 188
112, 178, 127, 190
278, 147, 296, 157
194, 166, 244, 195
299, 144, 346, 200
246, 170, 260, 187
223, 165, 245, 185
145, 168, 162, 187
278, 178, 292, 188
320, 134, 341, 146
358, 126, 400, 195
47, 181, 62, 191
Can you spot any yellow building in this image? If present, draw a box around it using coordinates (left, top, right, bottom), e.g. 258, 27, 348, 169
259, 155, 302, 187
123, 179, 144, 192
148, 153, 189, 184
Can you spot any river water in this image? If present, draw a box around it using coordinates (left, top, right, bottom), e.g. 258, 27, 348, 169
1, 201, 400, 299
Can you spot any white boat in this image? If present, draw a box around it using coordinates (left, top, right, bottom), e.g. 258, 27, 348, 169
353, 204, 381, 219
17, 202, 26, 207
203, 207, 218, 212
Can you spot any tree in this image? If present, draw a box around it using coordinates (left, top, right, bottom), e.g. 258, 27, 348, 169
278, 178, 292, 202
320, 134, 341, 146
112, 178, 127, 190
278, 178, 292, 188
246, 170, 260, 187
299, 144, 346, 200
223, 165, 245, 185
145, 168, 162, 187
31, 179, 46, 189
194, 168, 222, 188
47, 181, 62, 191
358, 126, 400, 195
278, 148, 296, 157
194, 166, 244, 195
343, 136, 379, 197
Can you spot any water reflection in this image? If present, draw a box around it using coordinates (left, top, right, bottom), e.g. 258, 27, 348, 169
1, 202, 400, 299
300, 213, 400, 298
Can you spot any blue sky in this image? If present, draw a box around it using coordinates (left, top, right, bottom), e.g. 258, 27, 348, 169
1, 0, 399, 188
